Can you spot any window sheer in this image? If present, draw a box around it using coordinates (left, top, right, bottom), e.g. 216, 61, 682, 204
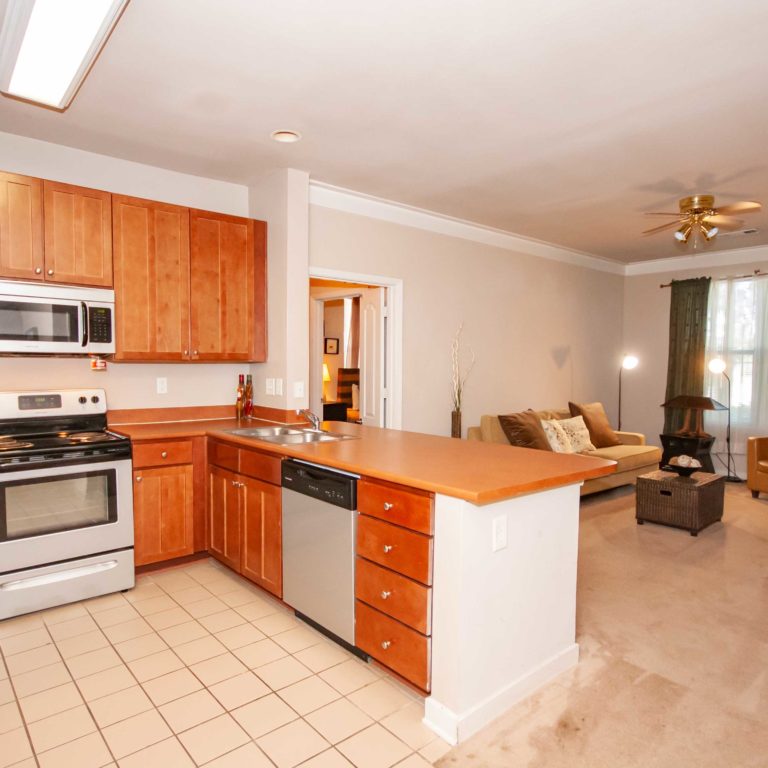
704, 276, 768, 463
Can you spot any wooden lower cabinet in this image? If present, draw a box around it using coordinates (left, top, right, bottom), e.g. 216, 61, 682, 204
208, 465, 243, 572
133, 465, 194, 566
241, 477, 282, 597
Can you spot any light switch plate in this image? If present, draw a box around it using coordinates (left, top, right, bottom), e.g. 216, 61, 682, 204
275, 378, 283, 396
492, 515, 508, 552
293, 381, 305, 398
266, 378, 275, 395
156, 377, 168, 395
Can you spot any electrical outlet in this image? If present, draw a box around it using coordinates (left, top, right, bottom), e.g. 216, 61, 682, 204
156, 377, 168, 395
265, 378, 275, 395
293, 381, 305, 398
275, 378, 283, 396
492, 515, 508, 552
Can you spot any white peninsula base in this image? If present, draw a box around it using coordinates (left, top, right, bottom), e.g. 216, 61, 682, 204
424, 482, 581, 745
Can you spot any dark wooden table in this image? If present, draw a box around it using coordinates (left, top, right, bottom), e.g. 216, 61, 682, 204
659, 433, 716, 473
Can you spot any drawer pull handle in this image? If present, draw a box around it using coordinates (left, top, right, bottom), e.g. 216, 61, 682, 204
161, 451, 168, 458
135, 476, 142, 483
381, 640, 391, 650
383, 502, 394, 510
383, 545, 393, 553
380, 590, 391, 600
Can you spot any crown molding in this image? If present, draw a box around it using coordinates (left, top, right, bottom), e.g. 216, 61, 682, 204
309, 181, 625, 276
624, 244, 768, 276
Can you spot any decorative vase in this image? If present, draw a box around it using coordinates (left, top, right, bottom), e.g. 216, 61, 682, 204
451, 410, 461, 438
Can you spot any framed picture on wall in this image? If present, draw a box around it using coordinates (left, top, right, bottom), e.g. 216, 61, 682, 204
324, 337, 339, 355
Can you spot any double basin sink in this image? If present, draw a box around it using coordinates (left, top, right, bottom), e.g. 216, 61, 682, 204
226, 425, 358, 445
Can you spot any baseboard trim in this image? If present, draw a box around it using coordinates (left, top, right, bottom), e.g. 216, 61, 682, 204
423, 642, 579, 745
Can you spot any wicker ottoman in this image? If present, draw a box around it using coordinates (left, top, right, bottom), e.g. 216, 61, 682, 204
636, 470, 724, 536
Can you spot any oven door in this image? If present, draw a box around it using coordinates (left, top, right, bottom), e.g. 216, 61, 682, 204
0, 459, 133, 573
0, 294, 87, 354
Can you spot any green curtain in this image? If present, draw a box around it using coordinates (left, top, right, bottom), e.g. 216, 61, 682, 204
663, 277, 711, 433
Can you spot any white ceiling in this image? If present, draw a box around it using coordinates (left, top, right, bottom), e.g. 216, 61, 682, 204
1, 0, 767, 264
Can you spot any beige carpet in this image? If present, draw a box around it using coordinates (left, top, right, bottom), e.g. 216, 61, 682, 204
438, 483, 768, 768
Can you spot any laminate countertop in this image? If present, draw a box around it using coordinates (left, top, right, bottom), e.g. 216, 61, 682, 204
112, 418, 615, 504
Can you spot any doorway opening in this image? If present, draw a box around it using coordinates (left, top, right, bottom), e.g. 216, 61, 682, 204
308, 269, 402, 429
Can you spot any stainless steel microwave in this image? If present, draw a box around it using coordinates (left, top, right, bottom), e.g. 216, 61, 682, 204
0, 281, 115, 355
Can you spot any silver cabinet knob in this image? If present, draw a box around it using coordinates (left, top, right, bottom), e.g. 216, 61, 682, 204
135, 476, 142, 483
383, 502, 393, 510
382, 545, 393, 553
161, 451, 168, 458
47, 269, 54, 276
380, 591, 391, 600
381, 640, 391, 650
34, 267, 42, 274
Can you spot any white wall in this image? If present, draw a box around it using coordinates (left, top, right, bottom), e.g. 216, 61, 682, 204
0, 132, 253, 410
309, 204, 625, 437
622, 246, 768, 466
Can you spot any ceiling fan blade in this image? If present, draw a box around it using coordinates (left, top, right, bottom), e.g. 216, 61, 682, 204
704, 214, 744, 229
642, 220, 683, 235
713, 201, 761, 215
645, 212, 685, 217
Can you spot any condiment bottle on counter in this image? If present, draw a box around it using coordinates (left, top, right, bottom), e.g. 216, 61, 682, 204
236, 374, 245, 419
244, 374, 253, 418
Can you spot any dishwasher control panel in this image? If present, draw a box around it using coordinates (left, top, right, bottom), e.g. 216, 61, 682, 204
282, 459, 357, 510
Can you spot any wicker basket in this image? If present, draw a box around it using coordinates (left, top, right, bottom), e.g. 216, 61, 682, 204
636, 470, 724, 536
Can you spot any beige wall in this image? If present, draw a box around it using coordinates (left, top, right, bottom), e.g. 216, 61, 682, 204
309, 204, 625, 436
622, 248, 768, 450
0, 132, 250, 411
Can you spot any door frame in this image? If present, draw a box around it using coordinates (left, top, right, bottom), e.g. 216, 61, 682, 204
309, 267, 403, 430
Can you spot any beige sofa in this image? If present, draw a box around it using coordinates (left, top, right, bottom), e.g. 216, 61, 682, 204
467, 409, 662, 496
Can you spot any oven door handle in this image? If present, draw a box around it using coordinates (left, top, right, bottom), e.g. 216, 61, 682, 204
81, 302, 88, 347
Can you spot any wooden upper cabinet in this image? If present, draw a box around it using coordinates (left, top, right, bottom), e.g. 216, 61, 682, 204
43, 181, 112, 287
190, 210, 267, 362
112, 195, 190, 361
0, 172, 44, 280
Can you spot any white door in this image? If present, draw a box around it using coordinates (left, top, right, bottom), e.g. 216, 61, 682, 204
359, 288, 385, 427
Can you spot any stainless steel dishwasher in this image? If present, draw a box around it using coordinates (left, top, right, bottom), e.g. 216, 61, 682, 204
281, 459, 359, 648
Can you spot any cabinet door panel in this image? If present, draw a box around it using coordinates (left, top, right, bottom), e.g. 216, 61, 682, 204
241, 477, 282, 597
112, 195, 190, 360
208, 465, 241, 571
0, 172, 43, 280
133, 465, 194, 566
43, 181, 112, 286
190, 210, 257, 361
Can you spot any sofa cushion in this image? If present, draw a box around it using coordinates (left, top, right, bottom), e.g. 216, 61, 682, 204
498, 411, 552, 451
569, 401, 621, 448
586, 443, 661, 472
540, 418, 573, 452
558, 415, 596, 453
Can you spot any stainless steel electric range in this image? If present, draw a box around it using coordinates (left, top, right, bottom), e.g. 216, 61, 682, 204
0, 389, 134, 620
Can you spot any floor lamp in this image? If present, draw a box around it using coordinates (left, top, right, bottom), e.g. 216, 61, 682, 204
708, 358, 742, 482
618, 355, 638, 430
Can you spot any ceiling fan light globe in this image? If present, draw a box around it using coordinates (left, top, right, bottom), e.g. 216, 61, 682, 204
702, 224, 719, 241
674, 224, 692, 242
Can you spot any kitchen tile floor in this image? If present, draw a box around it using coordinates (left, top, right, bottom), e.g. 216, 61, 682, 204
0, 558, 450, 768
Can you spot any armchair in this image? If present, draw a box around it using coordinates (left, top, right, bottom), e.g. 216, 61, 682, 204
747, 437, 768, 499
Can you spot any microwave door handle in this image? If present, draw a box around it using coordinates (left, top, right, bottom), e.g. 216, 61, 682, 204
81, 302, 88, 347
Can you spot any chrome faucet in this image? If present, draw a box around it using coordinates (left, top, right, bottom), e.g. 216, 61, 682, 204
297, 408, 321, 431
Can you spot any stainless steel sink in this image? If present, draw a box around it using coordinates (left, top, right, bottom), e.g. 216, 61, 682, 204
226, 426, 357, 445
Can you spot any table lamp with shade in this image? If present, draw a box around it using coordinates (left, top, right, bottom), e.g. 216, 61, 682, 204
322, 363, 331, 401
708, 357, 742, 482
618, 354, 638, 430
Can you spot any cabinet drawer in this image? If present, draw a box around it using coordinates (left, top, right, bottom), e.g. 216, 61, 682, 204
240, 448, 281, 485
359, 478, 433, 535
355, 558, 431, 634
208, 440, 239, 472
132, 440, 193, 468
355, 601, 430, 691
357, 516, 432, 586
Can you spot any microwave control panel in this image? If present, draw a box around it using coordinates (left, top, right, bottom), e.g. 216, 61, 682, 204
89, 307, 113, 343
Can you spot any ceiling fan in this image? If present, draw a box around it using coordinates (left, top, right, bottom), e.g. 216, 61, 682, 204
643, 195, 761, 243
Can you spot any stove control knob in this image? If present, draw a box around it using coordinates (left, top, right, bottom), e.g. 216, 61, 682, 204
91, 396, 100, 404
78, 396, 87, 404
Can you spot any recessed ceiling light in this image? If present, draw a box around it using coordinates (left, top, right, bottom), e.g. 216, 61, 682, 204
0, 0, 129, 110
271, 130, 302, 144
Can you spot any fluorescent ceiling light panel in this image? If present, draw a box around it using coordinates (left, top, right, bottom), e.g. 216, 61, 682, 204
0, 0, 128, 110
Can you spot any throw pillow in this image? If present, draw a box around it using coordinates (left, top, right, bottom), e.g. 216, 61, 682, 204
568, 401, 621, 448
498, 411, 553, 451
540, 418, 573, 453
558, 415, 596, 453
